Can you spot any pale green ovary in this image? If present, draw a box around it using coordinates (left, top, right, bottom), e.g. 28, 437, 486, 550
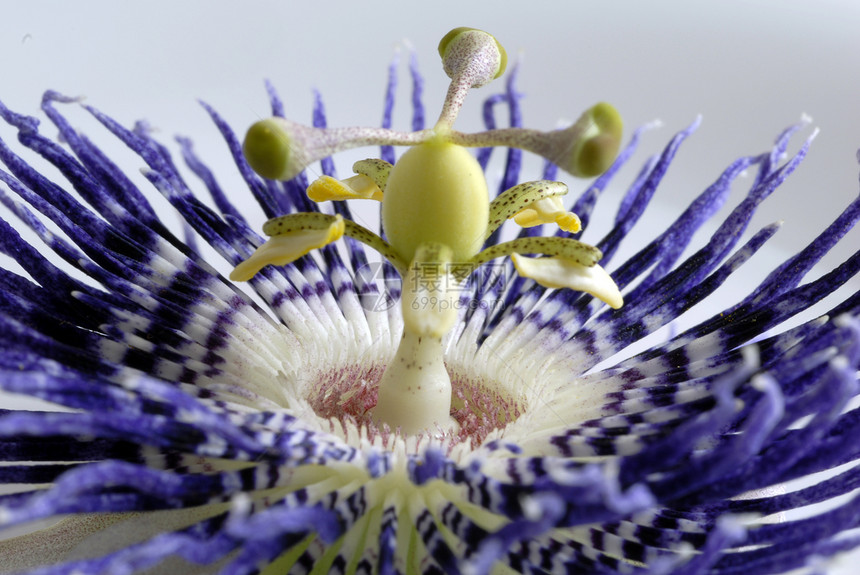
381, 140, 489, 265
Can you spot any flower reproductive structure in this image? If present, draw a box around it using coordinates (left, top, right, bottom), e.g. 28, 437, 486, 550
232, 28, 624, 436
0, 25, 858, 575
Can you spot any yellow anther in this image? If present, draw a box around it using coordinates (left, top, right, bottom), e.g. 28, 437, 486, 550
307, 174, 384, 203
513, 196, 582, 233
510, 253, 623, 309
230, 215, 345, 281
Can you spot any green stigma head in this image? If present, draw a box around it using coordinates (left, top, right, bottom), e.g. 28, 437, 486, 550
438, 27, 507, 88
243, 118, 294, 180
566, 102, 624, 178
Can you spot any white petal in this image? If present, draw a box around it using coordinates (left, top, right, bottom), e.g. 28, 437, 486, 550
511, 253, 623, 309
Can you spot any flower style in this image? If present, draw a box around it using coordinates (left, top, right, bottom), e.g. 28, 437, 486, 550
0, 25, 858, 575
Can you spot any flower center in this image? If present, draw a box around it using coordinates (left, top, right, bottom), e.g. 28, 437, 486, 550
305, 362, 527, 448
232, 26, 624, 437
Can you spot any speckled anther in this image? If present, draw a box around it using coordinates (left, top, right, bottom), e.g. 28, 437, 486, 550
229, 214, 345, 281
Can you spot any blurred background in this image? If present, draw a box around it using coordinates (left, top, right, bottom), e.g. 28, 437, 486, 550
0, 0, 859, 570
1, 0, 856, 312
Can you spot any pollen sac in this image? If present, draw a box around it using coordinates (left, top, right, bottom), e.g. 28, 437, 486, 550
438, 27, 507, 88
307, 174, 384, 203
514, 196, 582, 233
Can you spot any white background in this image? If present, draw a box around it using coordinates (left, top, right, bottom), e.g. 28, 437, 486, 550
1, 1, 859, 572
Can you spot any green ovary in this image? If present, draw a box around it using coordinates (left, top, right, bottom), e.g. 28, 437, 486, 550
382, 141, 489, 264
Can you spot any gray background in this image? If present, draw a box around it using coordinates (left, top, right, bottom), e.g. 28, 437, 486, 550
1, 0, 856, 313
